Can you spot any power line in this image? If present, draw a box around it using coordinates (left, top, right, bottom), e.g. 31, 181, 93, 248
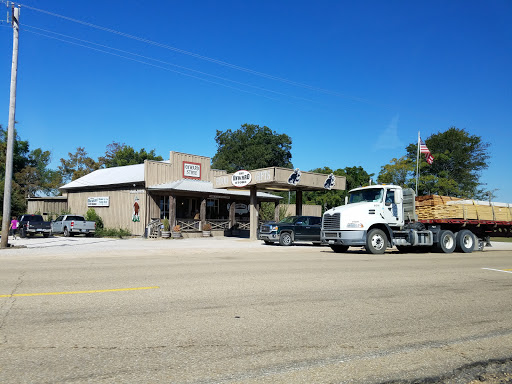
18, 2, 375, 104
23, 24, 317, 104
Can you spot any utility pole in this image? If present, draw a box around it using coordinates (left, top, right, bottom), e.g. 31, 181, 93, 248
1, 4, 20, 248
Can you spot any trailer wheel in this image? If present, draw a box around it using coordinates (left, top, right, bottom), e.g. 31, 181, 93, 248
366, 228, 388, 254
436, 230, 456, 253
456, 229, 476, 253
279, 232, 293, 246
330, 245, 349, 253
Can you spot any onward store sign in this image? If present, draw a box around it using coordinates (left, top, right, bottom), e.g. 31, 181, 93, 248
88, 196, 110, 207
232, 170, 252, 187
183, 161, 201, 179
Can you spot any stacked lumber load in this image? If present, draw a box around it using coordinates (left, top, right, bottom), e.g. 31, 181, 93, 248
415, 195, 512, 221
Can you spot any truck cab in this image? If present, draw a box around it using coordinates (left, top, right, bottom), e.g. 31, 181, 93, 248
321, 185, 414, 253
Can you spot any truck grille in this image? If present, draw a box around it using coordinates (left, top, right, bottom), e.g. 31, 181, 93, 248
323, 213, 340, 230
259, 224, 273, 233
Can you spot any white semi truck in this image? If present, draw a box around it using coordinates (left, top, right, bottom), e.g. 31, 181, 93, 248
321, 184, 512, 254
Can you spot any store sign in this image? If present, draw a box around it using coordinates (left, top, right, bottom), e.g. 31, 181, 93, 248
231, 170, 252, 187
183, 161, 201, 179
88, 196, 110, 207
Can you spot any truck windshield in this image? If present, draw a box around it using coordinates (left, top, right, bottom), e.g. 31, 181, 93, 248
348, 188, 384, 204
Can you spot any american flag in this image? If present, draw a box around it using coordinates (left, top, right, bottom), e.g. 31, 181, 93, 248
419, 138, 434, 164
419, 139, 430, 154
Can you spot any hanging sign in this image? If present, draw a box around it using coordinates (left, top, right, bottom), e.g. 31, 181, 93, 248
324, 173, 336, 190
287, 168, 301, 185
231, 170, 252, 187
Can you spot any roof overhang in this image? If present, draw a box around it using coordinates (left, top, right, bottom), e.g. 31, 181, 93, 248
212, 167, 346, 192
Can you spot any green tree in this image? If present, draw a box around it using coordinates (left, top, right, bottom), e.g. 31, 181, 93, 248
58, 147, 99, 183
98, 142, 163, 168
303, 166, 374, 211
212, 124, 292, 172
377, 156, 414, 186
379, 127, 490, 198
1, 126, 61, 217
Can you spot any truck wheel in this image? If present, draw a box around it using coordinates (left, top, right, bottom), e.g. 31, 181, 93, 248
330, 245, 349, 253
279, 232, 293, 246
456, 229, 476, 253
20, 228, 26, 238
43, 233, 50, 238
436, 230, 456, 253
63, 227, 70, 237
366, 229, 388, 254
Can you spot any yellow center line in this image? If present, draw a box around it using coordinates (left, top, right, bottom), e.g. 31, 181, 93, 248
0, 286, 160, 298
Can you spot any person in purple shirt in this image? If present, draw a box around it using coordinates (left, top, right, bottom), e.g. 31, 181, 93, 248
9, 217, 19, 239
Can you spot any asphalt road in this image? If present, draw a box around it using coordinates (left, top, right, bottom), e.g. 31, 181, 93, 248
1, 237, 512, 383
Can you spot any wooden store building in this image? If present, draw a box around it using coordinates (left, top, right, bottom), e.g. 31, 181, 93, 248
28, 151, 346, 239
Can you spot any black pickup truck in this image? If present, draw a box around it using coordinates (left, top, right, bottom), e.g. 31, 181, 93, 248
18, 214, 52, 238
257, 216, 322, 246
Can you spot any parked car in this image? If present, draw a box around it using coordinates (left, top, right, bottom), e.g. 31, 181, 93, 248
258, 216, 322, 246
18, 214, 52, 238
51, 215, 96, 237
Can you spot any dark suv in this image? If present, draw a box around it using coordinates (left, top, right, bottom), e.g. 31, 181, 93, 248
258, 216, 322, 246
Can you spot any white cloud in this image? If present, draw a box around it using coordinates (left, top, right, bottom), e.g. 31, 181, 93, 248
374, 114, 403, 150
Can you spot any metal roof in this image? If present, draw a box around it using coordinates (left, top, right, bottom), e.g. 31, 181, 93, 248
148, 179, 281, 200
60, 163, 145, 190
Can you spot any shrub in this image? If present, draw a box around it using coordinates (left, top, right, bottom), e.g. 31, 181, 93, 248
202, 223, 212, 231
95, 227, 131, 238
162, 217, 170, 231
85, 208, 104, 229
172, 224, 181, 232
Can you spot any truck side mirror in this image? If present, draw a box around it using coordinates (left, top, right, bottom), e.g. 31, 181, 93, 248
394, 189, 403, 204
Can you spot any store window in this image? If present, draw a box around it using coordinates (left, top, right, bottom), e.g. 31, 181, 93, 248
160, 196, 169, 219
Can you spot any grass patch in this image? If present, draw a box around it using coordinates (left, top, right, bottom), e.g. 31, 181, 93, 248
95, 228, 131, 238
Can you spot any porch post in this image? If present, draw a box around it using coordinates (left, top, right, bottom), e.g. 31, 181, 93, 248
200, 198, 207, 230
250, 187, 259, 240
274, 202, 280, 222
229, 201, 236, 229
296, 190, 303, 216
169, 194, 176, 228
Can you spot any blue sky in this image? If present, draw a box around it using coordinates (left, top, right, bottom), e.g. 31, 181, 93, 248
1, 1, 511, 202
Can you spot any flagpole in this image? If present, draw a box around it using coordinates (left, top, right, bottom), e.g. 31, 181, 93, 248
415, 131, 420, 196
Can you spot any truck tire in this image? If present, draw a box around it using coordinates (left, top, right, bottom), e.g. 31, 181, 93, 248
43, 233, 50, 238
456, 229, 476, 253
366, 228, 388, 254
20, 228, 26, 238
279, 232, 293, 246
436, 230, 456, 253
63, 227, 70, 237
330, 245, 349, 253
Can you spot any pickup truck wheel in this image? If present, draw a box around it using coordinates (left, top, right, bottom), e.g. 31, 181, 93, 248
456, 229, 475, 253
365, 228, 388, 254
279, 232, 293, 246
20, 228, 26, 238
63, 227, 70, 237
330, 245, 349, 253
43, 233, 50, 238
436, 230, 456, 253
